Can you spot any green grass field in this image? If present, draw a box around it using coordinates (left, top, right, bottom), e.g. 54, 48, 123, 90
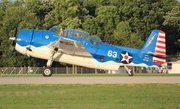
0, 84, 180, 109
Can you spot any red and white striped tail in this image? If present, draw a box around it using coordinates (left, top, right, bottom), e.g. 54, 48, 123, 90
153, 30, 166, 65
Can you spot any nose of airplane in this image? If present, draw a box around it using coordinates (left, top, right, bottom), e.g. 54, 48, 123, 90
14, 30, 34, 54
16, 30, 34, 46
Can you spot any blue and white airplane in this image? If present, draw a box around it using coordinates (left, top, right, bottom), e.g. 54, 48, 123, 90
10, 26, 166, 77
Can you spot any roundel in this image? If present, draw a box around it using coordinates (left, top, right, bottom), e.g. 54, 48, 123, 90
45, 35, 49, 39
120, 51, 133, 64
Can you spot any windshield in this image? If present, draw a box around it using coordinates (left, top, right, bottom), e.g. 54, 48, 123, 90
49, 26, 58, 34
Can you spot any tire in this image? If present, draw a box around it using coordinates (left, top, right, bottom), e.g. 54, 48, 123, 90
128, 71, 134, 76
42, 67, 53, 77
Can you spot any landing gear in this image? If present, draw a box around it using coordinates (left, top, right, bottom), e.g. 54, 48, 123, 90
42, 59, 54, 77
42, 48, 58, 77
127, 69, 133, 76
42, 67, 53, 77
124, 66, 134, 76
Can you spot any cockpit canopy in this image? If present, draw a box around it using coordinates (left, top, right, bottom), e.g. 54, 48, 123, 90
89, 35, 102, 45
49, 26, 102, 45
65, 28, 90, 40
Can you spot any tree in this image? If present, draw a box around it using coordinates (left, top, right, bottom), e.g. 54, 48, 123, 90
53, 0, 88, 28
113, 21, 143, 48
113, 21, 131, 45
82, 15, 98, 35
25, 0, 54, 29
163, 6, 180, 30
163, 6, 180, 54
0, 0, 180, 67
0, 0, 39, 67
95, 5, 119, 38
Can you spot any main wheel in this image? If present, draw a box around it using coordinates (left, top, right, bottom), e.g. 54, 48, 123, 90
42, 67, 53, 77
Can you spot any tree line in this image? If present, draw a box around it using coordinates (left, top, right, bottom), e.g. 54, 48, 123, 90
0, 0, 180, 67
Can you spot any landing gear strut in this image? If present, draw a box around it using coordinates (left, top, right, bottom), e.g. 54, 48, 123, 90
42, 48, 58, 77
124, 66, 134, 76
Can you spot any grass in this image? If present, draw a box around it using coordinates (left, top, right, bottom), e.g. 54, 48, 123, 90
0, 84, 180, 109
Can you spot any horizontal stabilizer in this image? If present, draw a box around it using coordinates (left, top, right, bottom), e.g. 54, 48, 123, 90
143, 51, 167, 57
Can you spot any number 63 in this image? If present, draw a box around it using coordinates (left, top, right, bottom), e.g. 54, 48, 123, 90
107, 50, 117, 58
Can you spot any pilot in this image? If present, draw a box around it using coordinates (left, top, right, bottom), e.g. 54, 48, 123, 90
75, 33, 82, 38
75, 33, 79, 38
59, 27, 65, 36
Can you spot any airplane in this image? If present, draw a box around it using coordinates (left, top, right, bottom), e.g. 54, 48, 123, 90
9, 25, 166, 77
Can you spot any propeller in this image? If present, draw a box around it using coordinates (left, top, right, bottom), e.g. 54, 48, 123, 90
9, 22, 19, 51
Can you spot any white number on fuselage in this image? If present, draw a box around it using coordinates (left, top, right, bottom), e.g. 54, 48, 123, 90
107, 50, 117, 58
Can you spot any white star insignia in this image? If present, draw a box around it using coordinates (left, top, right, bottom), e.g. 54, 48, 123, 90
121, 52, 133, 64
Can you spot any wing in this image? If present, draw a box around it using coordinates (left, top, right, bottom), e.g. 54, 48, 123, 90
47, 38, 92, 57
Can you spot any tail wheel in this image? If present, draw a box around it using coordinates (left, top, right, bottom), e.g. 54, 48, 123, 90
128, 70, 134, 76
42, 67, 53, 77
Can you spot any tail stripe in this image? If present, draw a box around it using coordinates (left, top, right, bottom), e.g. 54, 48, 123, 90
156, 45, 165, 49
159, 33, 165, 36
157, 40, 165, 44
157, 38, 165, 42
153, 57, 166, 61
154, 56, 166, 59
153, 60, 166, 65
155, 48, 166, 52
156, 43, 165, 47
159, 36, 165, 39
155, 50, 165, 55
156, 47, 166, 51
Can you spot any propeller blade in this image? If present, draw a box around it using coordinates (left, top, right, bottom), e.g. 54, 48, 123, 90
10, 21, 20, 51
13, 22, 18, 38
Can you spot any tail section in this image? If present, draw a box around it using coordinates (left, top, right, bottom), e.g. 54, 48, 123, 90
142, 30, 166, 65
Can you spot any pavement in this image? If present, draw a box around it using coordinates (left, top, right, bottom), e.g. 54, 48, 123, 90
0, 76, 180, 84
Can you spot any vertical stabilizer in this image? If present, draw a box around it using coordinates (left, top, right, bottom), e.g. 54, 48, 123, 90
142, 30, 166, 65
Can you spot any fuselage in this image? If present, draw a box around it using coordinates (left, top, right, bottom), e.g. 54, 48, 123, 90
15, 27, 161, 71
